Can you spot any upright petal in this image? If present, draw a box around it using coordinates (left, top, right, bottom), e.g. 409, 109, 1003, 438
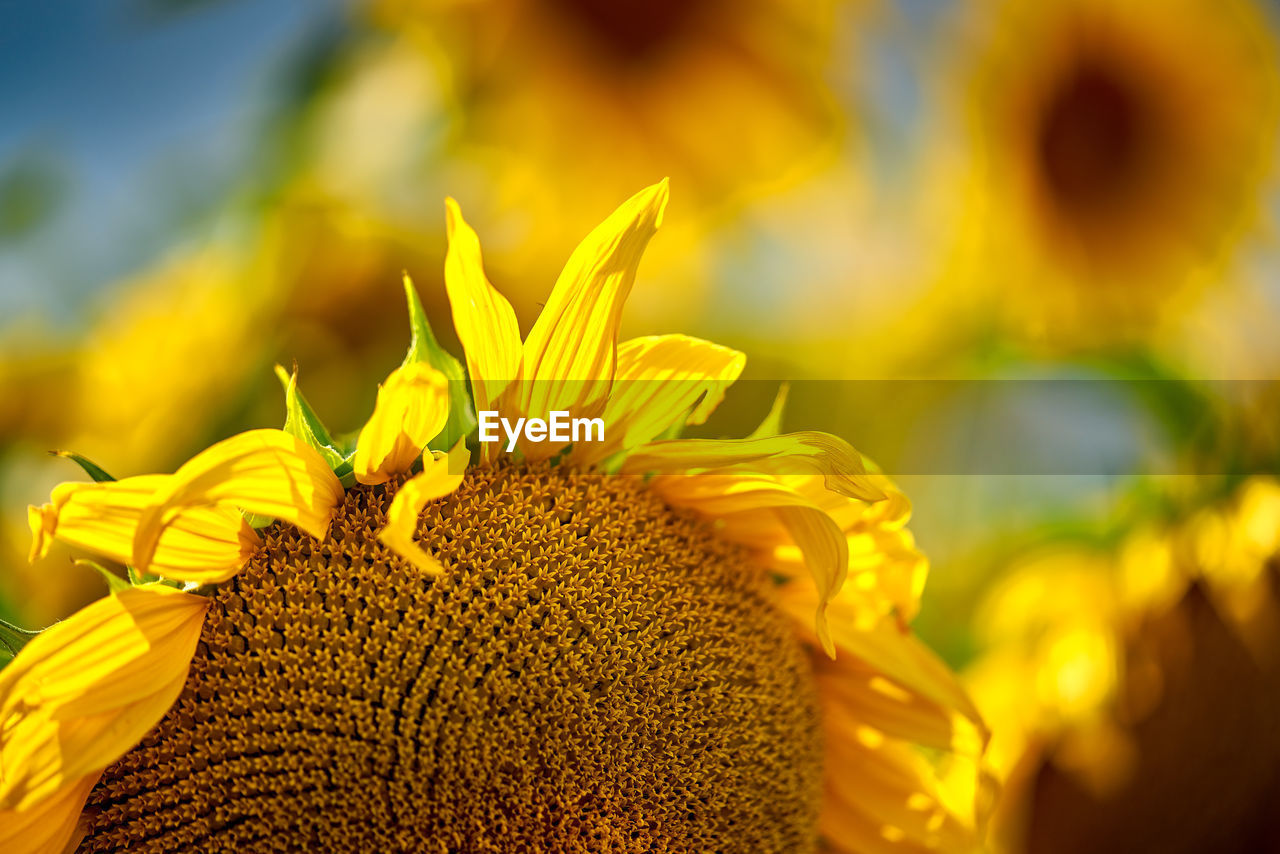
0, 586, 208, 812
575, 334, 745, 465
443, 199, 522, 417
354, 362, 451, 485
513, 180, 669, 457
131, 430, 344, 573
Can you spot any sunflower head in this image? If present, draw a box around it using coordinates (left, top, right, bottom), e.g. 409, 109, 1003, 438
946, 0, 1280, 339
969, 479, 1280, 854
1, 183, 988, 854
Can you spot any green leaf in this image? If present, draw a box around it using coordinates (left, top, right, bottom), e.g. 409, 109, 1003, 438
746, 383, 790, 440
274, 364, 347, 468
51, 450, 116, 482
78, 559, 131, 594
401, 274, 478, 451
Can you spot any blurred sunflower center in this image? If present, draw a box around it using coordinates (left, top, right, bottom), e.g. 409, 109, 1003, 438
78, 463, 823, 852
1035, 57, 1154, 215
548, 0, 708, 61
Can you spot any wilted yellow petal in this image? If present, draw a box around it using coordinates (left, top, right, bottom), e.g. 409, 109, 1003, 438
576, 334, 745, 465
513, 180, 669, 457
28, 476, 261, 584
378, 442, 468, 574
443, 198, 522, 416
132, 429, 343, 573
0, 586, 208, 812
0, 770, 100, 854
353, 362, 450, 485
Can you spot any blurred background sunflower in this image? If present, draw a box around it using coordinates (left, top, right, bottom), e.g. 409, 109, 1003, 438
2, 0, 1279, 851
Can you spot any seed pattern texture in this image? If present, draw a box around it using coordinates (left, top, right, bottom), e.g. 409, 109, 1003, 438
77, 463, 823, 853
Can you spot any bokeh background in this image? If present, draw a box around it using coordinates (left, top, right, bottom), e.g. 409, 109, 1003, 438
3, 1, 1280, 850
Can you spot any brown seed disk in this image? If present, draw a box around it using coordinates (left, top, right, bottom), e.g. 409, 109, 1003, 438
78, 462, 823, 853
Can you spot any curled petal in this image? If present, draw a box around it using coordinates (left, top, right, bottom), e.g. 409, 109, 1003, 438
28, 475, 260, 584
354, 362, 451, 485
513, 180, 669, 457
443, 198, 522, 417
378, 443, 468, 574
0, 586, 208, 812
132, 429, 344, 573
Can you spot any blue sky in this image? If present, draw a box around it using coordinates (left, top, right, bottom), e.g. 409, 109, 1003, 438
0, 0, 345, 326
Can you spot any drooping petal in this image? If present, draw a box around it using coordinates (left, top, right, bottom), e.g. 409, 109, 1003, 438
28, 476, 261, 584
353, 362, 451, 485
512, 180, 669, 457
131, 429, 344, 573
378, 442, 468, 574
0, 586, 208, 813
770, 525, 928, 626
443, 199, 522, 419
575, 334, 745, 465
621, 431, 886, 502
0, 770, 100, 854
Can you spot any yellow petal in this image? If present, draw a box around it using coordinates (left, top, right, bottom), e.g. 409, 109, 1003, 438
0, 586, 208, 812
28, 476, 261, 584
0, 770, 100, 854
132, 429, 343, 573
621, 431, 886, 502
575, 334, 745, 465
353, 362, 450, 485
778, 583, 990, 853
513, 180, 669, 457
443, 198, 522, 416
378, 442, 468, 574
778, 582, 986, 729
770, 525, 927, 626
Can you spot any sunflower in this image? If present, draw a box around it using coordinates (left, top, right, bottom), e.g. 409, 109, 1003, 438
937, 0, 1279, 344
967, 478, 1280, 854
0, 183, 987, 853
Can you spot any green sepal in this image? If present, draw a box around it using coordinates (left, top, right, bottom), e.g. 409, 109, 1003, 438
127, 565, 160, 586
332, 459, 357, 489
51, 450, 116, 482
78, 559, 131, 594
125, 566, 182, 589
242, 511, 276, 529
401, 274, 478, 451
274, 365, 348, 467
0, 617, 41, 669
746, 382, 790, 440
